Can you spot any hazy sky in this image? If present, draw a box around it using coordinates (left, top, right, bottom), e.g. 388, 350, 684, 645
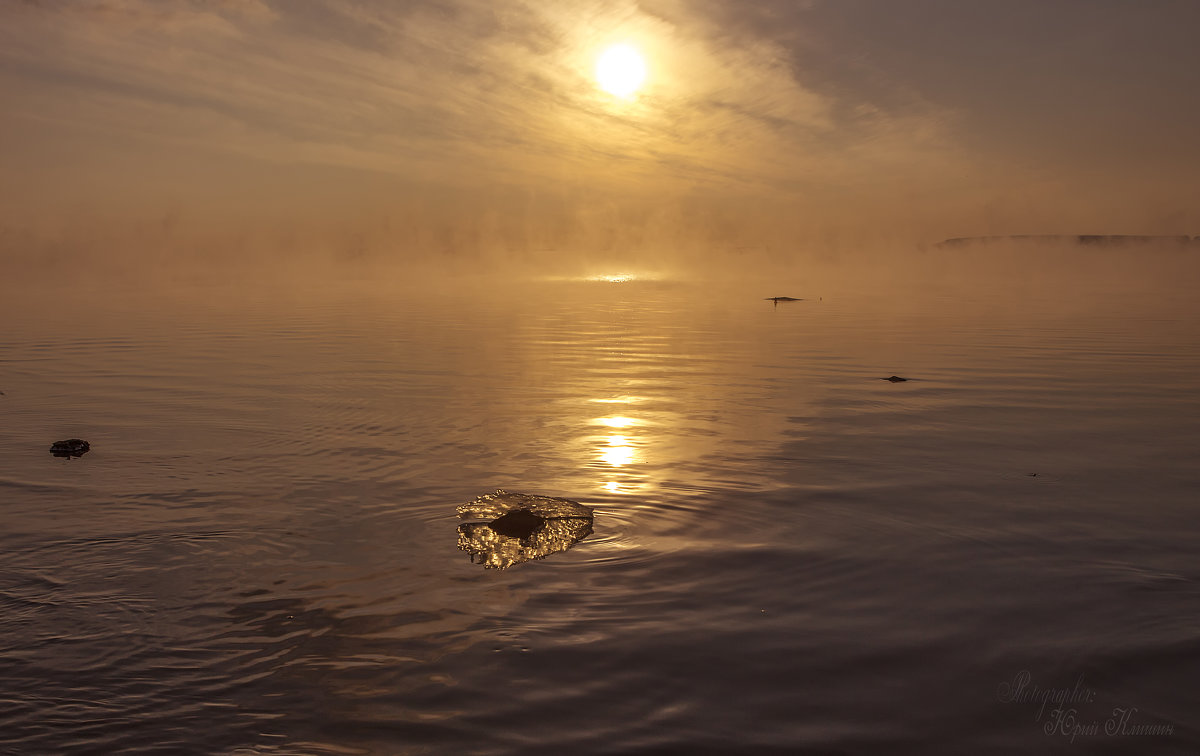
3, 0, 1199, 264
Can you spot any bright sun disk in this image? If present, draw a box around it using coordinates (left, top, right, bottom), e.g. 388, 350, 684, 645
596, 44, 646, 98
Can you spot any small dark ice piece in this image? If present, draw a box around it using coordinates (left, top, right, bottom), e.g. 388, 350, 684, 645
50, 438, 90, 457
880, 375, 908, 382
764, 296, 802, 302
487, 508, 544, 539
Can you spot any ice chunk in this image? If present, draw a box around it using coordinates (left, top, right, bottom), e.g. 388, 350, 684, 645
456, 490, 594, 569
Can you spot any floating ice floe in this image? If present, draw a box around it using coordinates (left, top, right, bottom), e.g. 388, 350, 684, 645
456, 490, 594, 569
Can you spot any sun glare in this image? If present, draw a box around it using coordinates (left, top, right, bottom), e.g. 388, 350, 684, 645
594, 416, 638, 428
596, 44, 646, 98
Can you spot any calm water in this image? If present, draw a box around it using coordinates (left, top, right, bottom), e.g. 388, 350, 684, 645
2, 252, 1199, 754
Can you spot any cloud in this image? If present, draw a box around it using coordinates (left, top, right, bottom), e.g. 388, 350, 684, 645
1, 0, 960, 192
2, 0, 1199, 265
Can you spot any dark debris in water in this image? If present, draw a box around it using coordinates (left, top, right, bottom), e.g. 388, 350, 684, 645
49, 438, 90, 458
881, 375, 909, 382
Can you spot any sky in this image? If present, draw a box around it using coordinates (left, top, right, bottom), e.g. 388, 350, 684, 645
3, 0, 1199, 269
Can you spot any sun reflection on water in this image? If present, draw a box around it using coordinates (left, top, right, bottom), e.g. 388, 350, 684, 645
592, 412, 648, 491
594, 416, 638, 428
586, 360, 656, 493
599, 440, 636, 467
535, 271, 665, 284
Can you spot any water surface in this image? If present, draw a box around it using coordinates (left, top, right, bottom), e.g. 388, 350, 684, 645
2, 253, 1199, 754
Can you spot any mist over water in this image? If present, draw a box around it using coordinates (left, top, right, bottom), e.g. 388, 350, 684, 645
2, 241, 1198, 754
5, 1, 1200, 750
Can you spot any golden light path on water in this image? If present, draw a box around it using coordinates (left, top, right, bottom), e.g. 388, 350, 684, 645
538, 271, 662, 284
589, 397, 646, 493
571, 273, 667, 494
600, 438, 635, 468
594, 415, 637, 429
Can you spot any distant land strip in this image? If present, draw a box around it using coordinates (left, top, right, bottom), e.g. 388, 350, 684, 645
937, 235, 1200, 247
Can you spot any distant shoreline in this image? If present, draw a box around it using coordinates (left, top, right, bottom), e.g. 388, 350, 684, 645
937, 234, 1200, 247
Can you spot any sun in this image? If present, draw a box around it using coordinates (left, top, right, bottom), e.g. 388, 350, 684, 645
596, 44, 646, 98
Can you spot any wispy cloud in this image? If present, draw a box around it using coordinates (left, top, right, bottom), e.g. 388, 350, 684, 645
1, 1, 959, 190
2, 0, 1199, 261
